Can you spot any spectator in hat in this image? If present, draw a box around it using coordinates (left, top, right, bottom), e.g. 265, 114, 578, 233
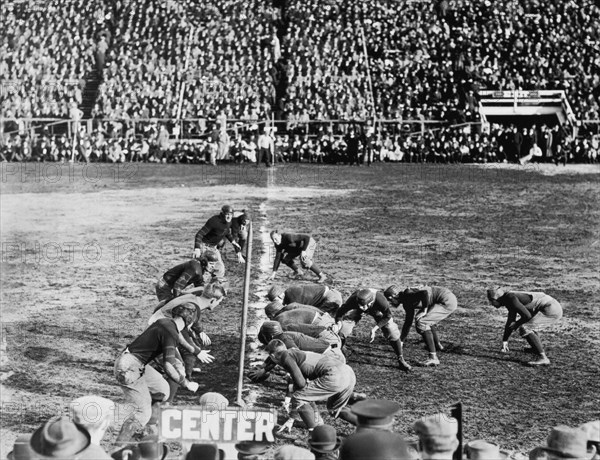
334, 289, 412, 372
579, 421, 600, 460
7, 415, 111, 460
487, 287, 563, 366
112, 437, 169, 460
308, 425, 341, 460
184, 443, 220, 460
69, 396, 115, 446
274, 446, 315, 460
350, 399, 401, 433
413, 413, 459, 460
267, 284, 343, 316
464, 440, 509, 460
340, 430, 408, 460
235, 441, 272, 460
529, 426, 597, 460
384, 285, 458, 367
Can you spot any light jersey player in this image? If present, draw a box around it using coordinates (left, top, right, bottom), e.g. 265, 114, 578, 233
487, 287, 563, 366
383, 285, 458, 367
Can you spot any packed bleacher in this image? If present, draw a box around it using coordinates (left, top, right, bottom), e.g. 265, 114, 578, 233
1, 0, 599, 163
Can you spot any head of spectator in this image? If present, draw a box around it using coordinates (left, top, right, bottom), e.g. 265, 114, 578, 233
340, 430, 408, 460
350, 399, 401, 431
199, 392, 229, 411
235, 441, 271, 460
184, 443, 220, 460
274, 446, 315, 460
201, 282, 227, 310
465, 440, 508, 460
308, 425, 341, 456
530, 426, 597, 460
413, 413, 459, 460
12, 415, 109, 460
69, 396, 115, 445
267, 286, 285, 302
579, 421, 600, 460
265, 301, 285, 319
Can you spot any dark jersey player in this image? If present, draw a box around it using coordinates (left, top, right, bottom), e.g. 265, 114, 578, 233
155, 251, 220, 302
334, 289, 411, 372
268, 230, 326, 283
194, 205, 242, 280
267, 284, 342, 315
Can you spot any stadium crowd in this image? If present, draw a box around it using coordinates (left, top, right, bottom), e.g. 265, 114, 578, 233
2, 123, 598, 165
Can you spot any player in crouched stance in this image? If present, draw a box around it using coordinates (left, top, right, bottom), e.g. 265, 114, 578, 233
487, 287, 563, 366
249, 339, 360, 430
384, 285, 457, 367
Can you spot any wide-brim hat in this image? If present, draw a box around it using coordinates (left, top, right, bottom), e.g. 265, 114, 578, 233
465, 440, 510, 460
308, 436, 342, 454
234, 442, 271, 455
159, 294, 202, 317
27, 416, 95, 459
532, 425, 596, 459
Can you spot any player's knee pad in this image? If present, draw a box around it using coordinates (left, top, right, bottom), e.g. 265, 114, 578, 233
384, 322, 401, 342
416, 321, 430, 335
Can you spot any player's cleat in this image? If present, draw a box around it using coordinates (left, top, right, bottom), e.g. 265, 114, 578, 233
528, 357, 550, 366
422, 357, 440, 367
398, 357, 412, 372
317, 273, 327, 284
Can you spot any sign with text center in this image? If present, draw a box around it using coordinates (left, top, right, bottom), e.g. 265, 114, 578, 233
159, 406, 277, 443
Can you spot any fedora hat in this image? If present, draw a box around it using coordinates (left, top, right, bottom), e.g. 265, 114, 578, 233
308, 425, 341, 453
532, 426, 596, 459
466, 440, 509, 460
185, 443, 220, 460
234, 442, 271, 455
29, 416, 92, 459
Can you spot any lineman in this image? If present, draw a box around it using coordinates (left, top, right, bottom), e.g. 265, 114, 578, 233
268, 230, 327, 283
194, 205, 241, 279
334, 289, 412, 372
155, 251, 221, 302
113, 303, 213, 443
267, 284, 342, 315
384, 285, 457, 367
487, 287, 563, 366
249, 339, 359, 430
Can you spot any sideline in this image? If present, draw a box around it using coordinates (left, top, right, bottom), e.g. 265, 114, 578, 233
240, 167, 276, 406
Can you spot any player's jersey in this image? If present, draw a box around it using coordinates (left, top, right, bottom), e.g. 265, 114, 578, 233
284, 284, 327, 307
195, 215, 232, 247
127, 318, 179, 365
162, 260, 203, 293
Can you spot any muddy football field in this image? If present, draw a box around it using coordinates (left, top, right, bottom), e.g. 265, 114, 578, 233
1, 162, 599, 457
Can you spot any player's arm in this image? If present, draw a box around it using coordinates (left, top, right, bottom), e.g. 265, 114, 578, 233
272, 247, 283, 272
400, 305, 416, 342
502, 309, 518, 342
504, 293, 532, 329
173, 267, 196, 295
334, 302, 352, 324
194, 223, 210, 249
279, 353, 307, 390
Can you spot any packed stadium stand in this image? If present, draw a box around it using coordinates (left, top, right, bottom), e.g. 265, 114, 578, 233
0, 0, 599, 163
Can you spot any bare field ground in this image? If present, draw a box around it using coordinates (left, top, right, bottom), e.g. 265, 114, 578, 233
1, 162, 599, 457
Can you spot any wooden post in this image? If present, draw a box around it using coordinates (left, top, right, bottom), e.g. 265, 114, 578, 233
236, 221, 253, 405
